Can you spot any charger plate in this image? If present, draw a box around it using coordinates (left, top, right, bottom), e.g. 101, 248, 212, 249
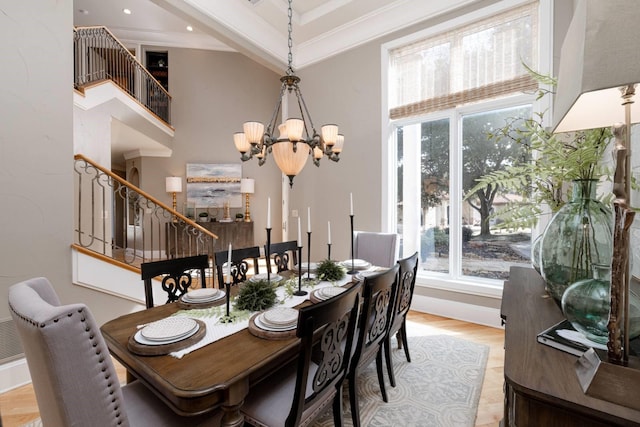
128, 319, 206, 356
248, 313, 297, 340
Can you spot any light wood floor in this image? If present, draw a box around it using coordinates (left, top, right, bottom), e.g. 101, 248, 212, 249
0, 311, 505, 427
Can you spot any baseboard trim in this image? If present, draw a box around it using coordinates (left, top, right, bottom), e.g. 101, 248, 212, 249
0, 357, 31, 394
411, 294, 504, 328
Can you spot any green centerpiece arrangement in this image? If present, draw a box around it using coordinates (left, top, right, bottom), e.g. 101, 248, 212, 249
234, 280, 277, 312
316, 259, 346, 282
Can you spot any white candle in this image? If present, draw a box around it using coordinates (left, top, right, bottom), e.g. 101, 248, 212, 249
307, 207, 311, 233
226, 243, 232, 283
267, 197, 271, 229
297, 217, 302, 247
328, 221, 331, 244
350, 192, 353, 215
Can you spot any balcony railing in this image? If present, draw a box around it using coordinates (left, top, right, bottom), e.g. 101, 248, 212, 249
73, 154, 217, 280
73, 26, 171, 124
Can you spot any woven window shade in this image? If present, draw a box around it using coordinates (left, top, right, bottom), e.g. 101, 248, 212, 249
389, 2, 538, 120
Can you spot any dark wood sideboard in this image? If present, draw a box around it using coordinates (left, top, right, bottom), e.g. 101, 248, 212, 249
501, 267, 640, 427
166, 221, 254, 259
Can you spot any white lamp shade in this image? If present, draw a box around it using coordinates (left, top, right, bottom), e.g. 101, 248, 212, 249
240, 178, 255, 194
313, 146, 323, 159
165, 177, 182, 193
243, 121, 265, 144
321, 124, 338, 146
286, 118, 304, 142
233, 132, 251, 153
332, 134, 344, 153
256, 145, 266, 159
278, 123, 288, 140
272, 141, 310, 178
553, 0, 640, 132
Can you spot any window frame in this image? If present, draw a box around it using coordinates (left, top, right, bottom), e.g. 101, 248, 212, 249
380, 0, 553, 298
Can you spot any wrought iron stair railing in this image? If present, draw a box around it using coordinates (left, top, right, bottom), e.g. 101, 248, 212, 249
73, 154, 217, 283
73, 26, 172, 124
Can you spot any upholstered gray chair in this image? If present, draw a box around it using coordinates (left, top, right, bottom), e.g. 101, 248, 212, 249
354, 231, 399, 268
8, 277, 221, 427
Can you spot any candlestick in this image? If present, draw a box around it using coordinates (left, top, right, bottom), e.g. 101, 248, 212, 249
266, 226, 272, 283
227, 243, 232, 283
305, 231, 312, 280
293, 245, 307, 296
297, 217, 302, 247
350, 192, 353, 216
327, 243, 332, 261
267, 197, 271, 229
347, 214, 357, 275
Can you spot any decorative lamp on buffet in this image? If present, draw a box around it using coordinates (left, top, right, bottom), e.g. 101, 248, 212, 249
240, 178, 255, 223
551, 0, 640, 408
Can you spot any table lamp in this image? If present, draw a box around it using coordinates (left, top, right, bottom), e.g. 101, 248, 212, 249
552, 0, 640, 409
165, 177, 182, 220
240, 178, 255, 222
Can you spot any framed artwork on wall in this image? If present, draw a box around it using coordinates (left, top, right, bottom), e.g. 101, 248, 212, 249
186, 163, 242, 209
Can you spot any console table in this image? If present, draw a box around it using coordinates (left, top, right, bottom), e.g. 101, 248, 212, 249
502, 267, 640, 426
166, 221, 254, 259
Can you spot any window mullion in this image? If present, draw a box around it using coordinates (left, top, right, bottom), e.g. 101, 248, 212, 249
449, 111, 463, 277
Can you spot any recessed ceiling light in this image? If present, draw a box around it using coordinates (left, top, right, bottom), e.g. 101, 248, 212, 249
78, 9, 89, 15
186, 25, 193, 32
123, 8, 132, 15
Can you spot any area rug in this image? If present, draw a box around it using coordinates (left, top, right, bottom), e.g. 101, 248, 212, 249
312, 335, 489, 427
21, 335, 488, 427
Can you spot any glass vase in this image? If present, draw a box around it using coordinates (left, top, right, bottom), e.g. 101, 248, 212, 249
562, 265, 640, 344
539, 179, 612, 303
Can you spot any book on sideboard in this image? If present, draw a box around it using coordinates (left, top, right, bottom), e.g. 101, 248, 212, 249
536, 319, 595, 357
537, 319, 640, 357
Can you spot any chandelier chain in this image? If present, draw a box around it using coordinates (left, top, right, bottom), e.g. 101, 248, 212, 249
287, 0, 294, 75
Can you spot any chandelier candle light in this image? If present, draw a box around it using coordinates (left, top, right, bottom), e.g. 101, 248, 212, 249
232, 0, 344, 187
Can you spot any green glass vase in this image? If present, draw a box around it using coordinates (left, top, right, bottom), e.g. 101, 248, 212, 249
562, 265, 640, 344
539, 179, 612, 303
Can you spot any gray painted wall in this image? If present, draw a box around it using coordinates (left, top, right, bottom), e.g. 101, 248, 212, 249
0, 0, 574, 324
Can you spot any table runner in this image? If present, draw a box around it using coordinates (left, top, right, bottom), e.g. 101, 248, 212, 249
170, 275, 353, 358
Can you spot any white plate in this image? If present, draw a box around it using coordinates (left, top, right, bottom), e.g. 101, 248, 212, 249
182, 290, 225, 304
139, 317, 198, 342
134, 325, 199, 346
262, 307, 298, 326
295, 262, 318, 272
185, 288, 220, 300
255, 315, 297, 332
355, 270, 380, 281
314, 287, 346, 301
249, 273, 283, 282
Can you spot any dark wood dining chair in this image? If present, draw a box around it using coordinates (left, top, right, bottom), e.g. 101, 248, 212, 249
347, 264, 400, 427
241, 282, 362, 427
264, 240, 298, 273
384, 251, 419, 387
140, 254, 209, 309
8, 277, 221, 426
214, 245, 261, 286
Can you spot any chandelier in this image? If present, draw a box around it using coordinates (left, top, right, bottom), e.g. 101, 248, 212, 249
233, 0, 344, 187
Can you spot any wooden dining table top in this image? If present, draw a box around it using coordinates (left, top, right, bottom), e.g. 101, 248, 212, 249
100, 270, 362, 426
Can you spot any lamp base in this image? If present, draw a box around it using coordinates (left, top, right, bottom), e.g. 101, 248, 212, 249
293, 290, 308, 296
575, 348, 640, 411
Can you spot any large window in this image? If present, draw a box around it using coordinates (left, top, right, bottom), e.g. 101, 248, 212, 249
387, 1, 543, 287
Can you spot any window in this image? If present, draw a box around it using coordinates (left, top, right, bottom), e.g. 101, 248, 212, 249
387, 1, 544, 288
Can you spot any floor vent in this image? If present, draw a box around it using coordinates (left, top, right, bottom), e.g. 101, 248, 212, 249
0, 318, 24, 364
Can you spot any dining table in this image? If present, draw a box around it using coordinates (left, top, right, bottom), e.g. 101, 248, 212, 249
100, 263, 380, 427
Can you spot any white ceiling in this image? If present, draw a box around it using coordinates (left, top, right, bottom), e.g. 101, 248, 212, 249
74, 0, 482, 72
